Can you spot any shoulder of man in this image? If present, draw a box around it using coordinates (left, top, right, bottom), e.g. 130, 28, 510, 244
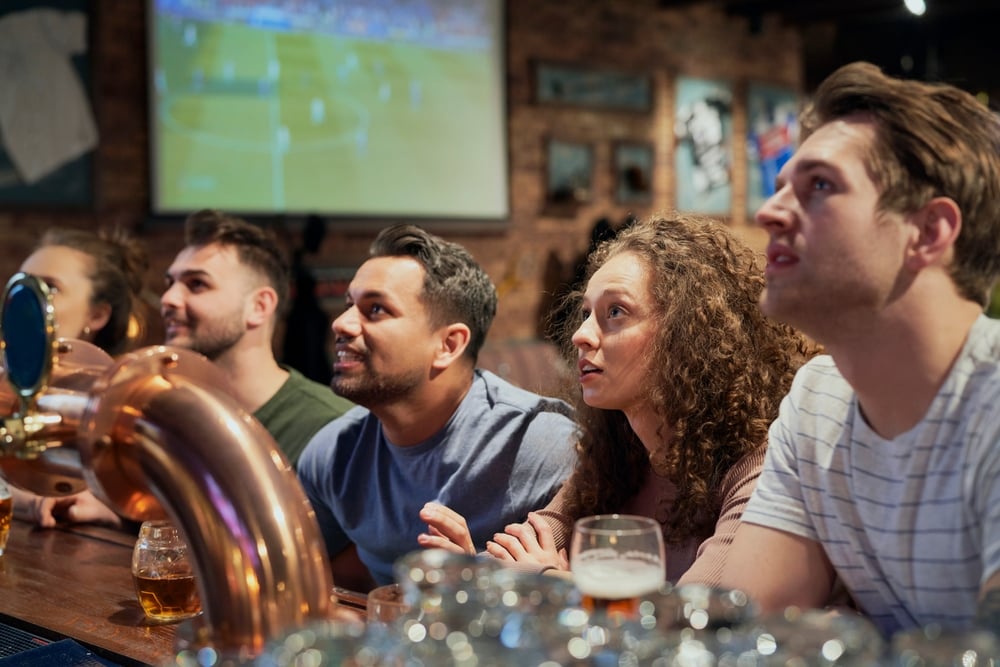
474, 369, 575, 420
296, 403, 373, 471
277, 366, 354, 416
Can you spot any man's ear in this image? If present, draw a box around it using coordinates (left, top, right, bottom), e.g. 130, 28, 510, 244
246, 285, 279, 329
906, 196, 961, 271
431, 323, 471, 370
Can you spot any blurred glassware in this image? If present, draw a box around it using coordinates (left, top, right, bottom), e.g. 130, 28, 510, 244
746, 607, 884, 666
639, 583, 757, 633
367, 583, 410, 627
891, 625, 1000, 667
252, 619, 374, 667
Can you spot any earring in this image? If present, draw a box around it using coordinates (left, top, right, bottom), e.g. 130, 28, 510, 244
82, 326, 91, 336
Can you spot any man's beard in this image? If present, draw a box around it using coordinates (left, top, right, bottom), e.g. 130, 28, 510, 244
171, 318, 245, 361
331, 361, 423, 408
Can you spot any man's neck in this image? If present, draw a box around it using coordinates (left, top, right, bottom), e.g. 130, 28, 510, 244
823, 292, 981, 440
373, 372, 475, 446
213, 343, 289, 414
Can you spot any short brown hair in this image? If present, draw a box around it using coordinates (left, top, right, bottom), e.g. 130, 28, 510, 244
184, 209, 290, 311
801, 62, 1000, 307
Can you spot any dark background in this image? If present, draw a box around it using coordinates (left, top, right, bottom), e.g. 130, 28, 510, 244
660, 0, 1000, 103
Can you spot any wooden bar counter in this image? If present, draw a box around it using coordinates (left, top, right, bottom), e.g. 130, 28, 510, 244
0, 518, 176, 666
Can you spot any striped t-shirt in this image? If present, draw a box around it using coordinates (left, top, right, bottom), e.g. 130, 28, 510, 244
743, 315, 1000, 636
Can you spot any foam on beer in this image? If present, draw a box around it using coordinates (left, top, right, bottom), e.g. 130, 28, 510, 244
572, 558, 664, 600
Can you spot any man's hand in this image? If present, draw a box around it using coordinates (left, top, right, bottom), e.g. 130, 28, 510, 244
417, 502, 476, 554
486, 512, 568, 570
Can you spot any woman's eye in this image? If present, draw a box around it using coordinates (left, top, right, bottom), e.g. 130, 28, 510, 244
608, 305, 624, 318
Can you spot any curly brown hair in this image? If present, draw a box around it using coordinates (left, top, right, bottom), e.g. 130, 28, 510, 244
551, 213, 814, 544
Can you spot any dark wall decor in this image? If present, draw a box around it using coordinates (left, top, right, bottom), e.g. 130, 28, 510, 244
0, 0, 96, 208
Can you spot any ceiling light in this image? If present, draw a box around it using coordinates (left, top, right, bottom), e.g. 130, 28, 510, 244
905, 0, 926, 16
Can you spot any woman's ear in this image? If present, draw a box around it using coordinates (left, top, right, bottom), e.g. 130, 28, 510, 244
85, 302, 112, 338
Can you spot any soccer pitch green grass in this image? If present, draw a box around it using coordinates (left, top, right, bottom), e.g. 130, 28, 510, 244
153, 19, 506, 217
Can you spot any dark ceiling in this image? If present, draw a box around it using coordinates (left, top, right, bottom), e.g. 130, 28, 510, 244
659, 0, 1000, 104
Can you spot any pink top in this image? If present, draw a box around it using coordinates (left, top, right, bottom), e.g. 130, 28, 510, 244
532, 447, 765, 587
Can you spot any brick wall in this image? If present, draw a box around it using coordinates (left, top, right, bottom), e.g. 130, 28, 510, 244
0, 0, 801, 344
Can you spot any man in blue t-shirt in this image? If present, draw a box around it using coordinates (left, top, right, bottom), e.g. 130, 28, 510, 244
297, 225, 577, 591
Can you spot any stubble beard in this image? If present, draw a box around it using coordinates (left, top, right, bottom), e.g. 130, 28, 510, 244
171, 318, 246, 362
331, 359, 423, 408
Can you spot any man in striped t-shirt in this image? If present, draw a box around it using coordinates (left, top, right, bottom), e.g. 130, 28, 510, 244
717, 61, 1000, 637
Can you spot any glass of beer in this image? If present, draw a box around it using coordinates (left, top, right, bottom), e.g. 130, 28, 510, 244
570, 514, 665, 621
0, 478, 11, 557
131, 520, 202, 623
366, 582, 411, 627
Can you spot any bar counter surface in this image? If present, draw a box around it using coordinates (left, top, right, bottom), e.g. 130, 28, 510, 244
0, 518, 176, 666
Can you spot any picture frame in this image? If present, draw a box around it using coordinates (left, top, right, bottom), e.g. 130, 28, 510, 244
613, 141, 654, 205
746, 83, 800, 215
544, 139, 593, 211
674, 76, 733, 215
534, 61, 652, 112
0, 0, 96, 209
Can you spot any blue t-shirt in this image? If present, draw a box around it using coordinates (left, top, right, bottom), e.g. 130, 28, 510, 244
297, 370, 578, 585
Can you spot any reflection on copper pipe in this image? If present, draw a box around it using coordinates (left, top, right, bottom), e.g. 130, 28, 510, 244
1, 342, 335, 656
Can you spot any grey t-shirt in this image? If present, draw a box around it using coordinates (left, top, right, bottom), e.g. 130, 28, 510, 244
743, 316, 1000, 635
297, 370, 578, 585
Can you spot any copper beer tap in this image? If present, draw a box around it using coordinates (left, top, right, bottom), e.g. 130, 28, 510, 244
0, 273, 335, 658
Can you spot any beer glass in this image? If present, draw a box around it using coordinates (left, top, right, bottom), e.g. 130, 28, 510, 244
0, 478, 11, 557
367, 583, 410, 627
131, 520, 202, 623
570, 514, 665, 619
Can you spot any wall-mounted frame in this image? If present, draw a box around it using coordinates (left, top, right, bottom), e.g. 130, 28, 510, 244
0, 0, 96, 209
544, 139, 593, 213
613, 141, 654, 205
747, 83, 800, 215
674, 76, 733, 215
534, 61, 652, 112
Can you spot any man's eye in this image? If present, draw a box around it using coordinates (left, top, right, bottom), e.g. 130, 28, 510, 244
812, 177, 832, 191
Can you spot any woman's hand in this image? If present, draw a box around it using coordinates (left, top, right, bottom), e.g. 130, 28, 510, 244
486, 512, 569, 571
21, 490, 121, 528
417, 502, 476, 554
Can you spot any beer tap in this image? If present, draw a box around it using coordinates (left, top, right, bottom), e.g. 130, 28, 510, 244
0, 273, 337, 658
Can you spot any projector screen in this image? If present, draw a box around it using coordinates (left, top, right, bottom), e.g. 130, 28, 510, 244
147, 0, 508, 220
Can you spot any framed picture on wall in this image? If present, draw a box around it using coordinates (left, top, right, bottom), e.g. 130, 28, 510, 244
613, 142, 654, 204
746, 83, 800, 215
674, 76, 733, 215
544, 139, 593, 210
534, 61, 652, 112
0, 0, 96, 209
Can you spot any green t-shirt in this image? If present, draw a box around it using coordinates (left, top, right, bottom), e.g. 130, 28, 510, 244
254, 366, 353, 467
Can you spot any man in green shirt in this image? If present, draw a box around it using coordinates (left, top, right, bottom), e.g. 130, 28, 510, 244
161, 209, 352, 466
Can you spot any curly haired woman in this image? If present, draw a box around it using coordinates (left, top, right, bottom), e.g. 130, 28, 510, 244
419, 213, 814, 586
